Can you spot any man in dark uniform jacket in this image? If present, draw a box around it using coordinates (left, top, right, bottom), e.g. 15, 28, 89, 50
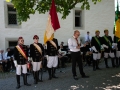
30, 35, 44, 84
91, 30, 103, 71
102, 29, 116, 68
46, 37, 59, 80
114, 36, 120, 67
14, 37, 31, 89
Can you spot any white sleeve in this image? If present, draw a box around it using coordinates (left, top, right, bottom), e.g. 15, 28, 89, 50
4, 53, 8, 60
84, 35, 87, 42
0, 54, 2, 60
68, 39, 76, 49
91, 46, 98, 52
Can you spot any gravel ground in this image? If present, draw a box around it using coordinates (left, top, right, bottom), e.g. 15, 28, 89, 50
0, 59, 120, 90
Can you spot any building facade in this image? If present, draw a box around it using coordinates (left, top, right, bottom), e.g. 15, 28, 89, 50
0, 0, 115, 50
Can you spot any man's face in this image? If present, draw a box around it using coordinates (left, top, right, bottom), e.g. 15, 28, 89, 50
74, 31, 80, 38
105, 31, 109, 35
61, 42, 64, 45
7, 49, 10, 52
34, 38, 39, 43
18, 39, 24, 45
1, 50, 4, 53
96, 32, 100, 36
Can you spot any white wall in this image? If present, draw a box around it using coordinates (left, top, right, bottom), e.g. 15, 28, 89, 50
0, 0, 115, 50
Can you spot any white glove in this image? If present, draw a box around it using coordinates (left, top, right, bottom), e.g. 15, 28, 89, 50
28, 57, 33, 61
112, 43, 117, 49
91, 46, 98, 52
102, 44, 108, 49
89, 48, 92, 51
101, 45, 104, 50
14, 60, 18, 67
112, 43, 117, 46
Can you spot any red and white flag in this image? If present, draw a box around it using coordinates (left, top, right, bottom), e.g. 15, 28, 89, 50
44, 0, 60, 44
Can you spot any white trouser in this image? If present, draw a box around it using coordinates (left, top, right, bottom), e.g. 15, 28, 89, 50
116, 51, 120, 58
16, 64, 27, 75
32, 61, 42, 71
93, 53, 101, 60
47, 56, 58, 68
104, 52, 115, 58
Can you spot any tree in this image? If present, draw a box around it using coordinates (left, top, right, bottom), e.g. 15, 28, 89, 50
10, 0, 102, 24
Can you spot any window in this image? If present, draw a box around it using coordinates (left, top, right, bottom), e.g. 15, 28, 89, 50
73, 8, 84, 29
5, 38, 18, 50
7, 5, 17, 25
75, 10, 81, 27
4, 1, 21, 28
9, 41, 17, 48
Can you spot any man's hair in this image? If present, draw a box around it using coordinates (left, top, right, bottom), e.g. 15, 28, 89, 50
104, 29, 108, 33
7, 48, 10, 51
74, 30, 79, 34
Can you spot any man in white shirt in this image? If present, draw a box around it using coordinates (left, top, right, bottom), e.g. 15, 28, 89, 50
85, 31, 92, 43
68, 30, 89, 80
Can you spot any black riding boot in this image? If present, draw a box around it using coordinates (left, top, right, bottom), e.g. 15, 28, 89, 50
33, 71, 37, 84
23, 74, 31, 86
96, 60, 101, 70
104, 58, 109, 68
48, 68, 52, 80
119, 58, 120, 66
52, 68, 58, 78
37, 71, 43, 82
111, 58, 115, 68
93, 60, 96, 71
116, 58, 119, 67
16, 75, 20, 89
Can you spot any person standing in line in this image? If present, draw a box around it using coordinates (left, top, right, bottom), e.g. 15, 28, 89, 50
29, 35, 44, 84
46, 35, 59, 80
91, 30, 103, 71
14, 37, 31, 89
102, 29, 116, 68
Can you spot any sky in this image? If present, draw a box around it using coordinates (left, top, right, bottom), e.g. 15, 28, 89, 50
115, 0, 120, 10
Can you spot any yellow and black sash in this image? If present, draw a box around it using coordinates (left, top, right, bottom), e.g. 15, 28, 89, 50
49, 40, 57, 49
33, 43, 42, 55
16, 45, 27, 60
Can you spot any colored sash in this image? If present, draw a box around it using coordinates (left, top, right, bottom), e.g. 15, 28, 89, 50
49, 40, 57, 49
94, 36, 101, 48
33, 43, 42, 55
103, 36, 112, 47
16, 45, 27, 60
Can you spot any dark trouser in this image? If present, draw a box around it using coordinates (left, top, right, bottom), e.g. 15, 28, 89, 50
71, 51, 85, 77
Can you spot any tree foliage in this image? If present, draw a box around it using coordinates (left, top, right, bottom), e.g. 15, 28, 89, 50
11, 0, 101, 24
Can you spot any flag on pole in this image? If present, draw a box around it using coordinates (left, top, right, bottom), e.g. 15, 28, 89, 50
44, 0, 60, 44
114, 0, 120, 42
6, 0, 10, 2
